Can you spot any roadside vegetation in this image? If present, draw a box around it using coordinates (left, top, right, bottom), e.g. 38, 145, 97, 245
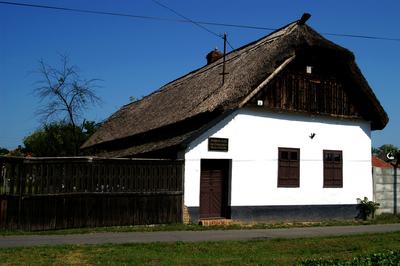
297, 250, 400, 265
1, 213, 399, 236
0, 232, 400, 265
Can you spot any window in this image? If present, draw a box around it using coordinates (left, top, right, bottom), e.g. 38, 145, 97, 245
278, 148, 300, 187
323, 150, 343, 188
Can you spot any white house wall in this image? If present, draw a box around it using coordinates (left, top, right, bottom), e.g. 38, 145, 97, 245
184, 108, 372, 207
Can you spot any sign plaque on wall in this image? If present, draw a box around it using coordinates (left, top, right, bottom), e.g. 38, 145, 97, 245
208, 138, 229, 152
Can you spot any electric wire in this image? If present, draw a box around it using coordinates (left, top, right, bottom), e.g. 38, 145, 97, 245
225, 39, 235, 50
0, 1, 178, 22
151, 0, 221, 39
151, 0, 235, 50
322, 32, 400, 42
0, 1, 399, 42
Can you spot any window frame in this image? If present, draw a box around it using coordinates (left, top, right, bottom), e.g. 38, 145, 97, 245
277, 147, 300, 188
323, 150, 343, 188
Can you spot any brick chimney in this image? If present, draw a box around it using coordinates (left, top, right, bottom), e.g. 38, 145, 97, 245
206, 48, 223, 65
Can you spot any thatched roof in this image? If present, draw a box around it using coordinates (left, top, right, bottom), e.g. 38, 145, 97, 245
82, 16, 388, 157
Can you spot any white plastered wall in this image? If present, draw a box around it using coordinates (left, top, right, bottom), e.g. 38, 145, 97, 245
184, 108, 372, 207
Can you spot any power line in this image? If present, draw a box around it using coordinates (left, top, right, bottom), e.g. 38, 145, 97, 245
151, 0, 235, 50
1, 1, 399, 42
225, 38, 235, 50
0, 1, 182, 22
150, 0, 234, 86
151, 0, 220, 39
322, 32, 400, 42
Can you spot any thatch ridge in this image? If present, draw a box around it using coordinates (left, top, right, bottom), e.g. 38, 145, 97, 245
82, 17, 388, 153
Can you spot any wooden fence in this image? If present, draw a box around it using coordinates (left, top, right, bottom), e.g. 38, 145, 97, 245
0, 156, 184, 230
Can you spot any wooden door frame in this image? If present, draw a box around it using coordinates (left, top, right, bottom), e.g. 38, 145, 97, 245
199, 159, 231, 219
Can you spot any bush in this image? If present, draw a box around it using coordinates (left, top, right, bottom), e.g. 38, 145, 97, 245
0, 147, 9, 155
296, 250, 400, 265
23, 120, 101, 157
356, 197, 380, 220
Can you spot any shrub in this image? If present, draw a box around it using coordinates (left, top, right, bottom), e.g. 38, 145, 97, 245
356, 197, 380, 220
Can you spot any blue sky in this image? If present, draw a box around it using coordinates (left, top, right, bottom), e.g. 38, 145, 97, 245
1, 1, 399, 150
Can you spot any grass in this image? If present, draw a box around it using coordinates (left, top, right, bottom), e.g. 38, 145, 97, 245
296, 250, 400, 265
1, 213, 399, 236
1, 231, 400, 265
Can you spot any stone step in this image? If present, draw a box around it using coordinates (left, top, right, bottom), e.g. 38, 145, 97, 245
199, 218, 233, 226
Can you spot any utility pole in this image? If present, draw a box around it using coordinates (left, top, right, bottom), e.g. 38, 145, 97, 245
220, 33, 229, 85
388, 151, 399, 215
392, 160, 398, 215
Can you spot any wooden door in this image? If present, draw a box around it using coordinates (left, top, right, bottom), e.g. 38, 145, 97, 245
200, 159, 230, 219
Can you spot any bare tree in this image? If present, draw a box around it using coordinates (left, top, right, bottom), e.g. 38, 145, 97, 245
34, 54, 101, 155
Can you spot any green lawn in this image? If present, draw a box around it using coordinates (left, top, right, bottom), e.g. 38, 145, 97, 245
1, 231, 400, 265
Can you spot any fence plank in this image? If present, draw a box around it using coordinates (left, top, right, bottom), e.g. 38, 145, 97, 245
0, 156, 183, 230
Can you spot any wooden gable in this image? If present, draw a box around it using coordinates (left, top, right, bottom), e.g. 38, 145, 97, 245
246, 51, 365, 120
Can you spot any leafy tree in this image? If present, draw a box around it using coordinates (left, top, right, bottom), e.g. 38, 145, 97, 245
23, 121, 101, 157
371, 147, 380, 155
6, 146, 25, 157
374, 144, 399, 162
34, 55, 101, 155
0, 147, 9, 156
81, 120, 102, 138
